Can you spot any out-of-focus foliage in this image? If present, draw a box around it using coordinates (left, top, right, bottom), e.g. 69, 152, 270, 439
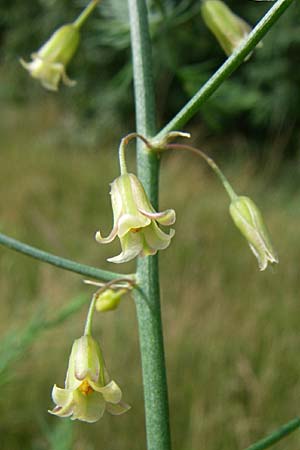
1, 0, 300, 150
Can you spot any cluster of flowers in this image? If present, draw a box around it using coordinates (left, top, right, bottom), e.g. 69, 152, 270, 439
22, 0, 278, 424
21, 0, 255, 92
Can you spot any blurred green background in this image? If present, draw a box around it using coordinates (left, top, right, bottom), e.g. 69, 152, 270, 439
1, 0, 300, 449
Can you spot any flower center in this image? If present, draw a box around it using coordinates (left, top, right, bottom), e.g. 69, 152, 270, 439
79, 379, 94, 396
130, 227, 142, 233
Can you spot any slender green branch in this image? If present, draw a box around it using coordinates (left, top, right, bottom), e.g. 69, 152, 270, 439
128, 0, 172, 449
0, 232, 131, 282
244, 417, 300, 450
156, 0, 295, 139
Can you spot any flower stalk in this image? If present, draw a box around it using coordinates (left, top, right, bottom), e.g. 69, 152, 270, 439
73, 0, 100, 30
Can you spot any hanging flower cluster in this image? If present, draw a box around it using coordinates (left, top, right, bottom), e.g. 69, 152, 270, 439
20, 0, 279, 429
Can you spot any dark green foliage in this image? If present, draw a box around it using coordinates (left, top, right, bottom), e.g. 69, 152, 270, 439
1, 0, 299, 150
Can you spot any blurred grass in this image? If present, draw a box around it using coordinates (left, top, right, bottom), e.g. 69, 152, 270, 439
1, 104, 300, 450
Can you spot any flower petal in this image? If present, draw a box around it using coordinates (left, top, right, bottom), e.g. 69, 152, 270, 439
106, 401, 131, 416
107, 231, 142, 264
20, 57, 61, 91
61, 68, 76, 87
49, 385, 74, 418
65, 341, 83, 390
52, 385, 73, 407
118, 213, 150, 237
139, 208, 176, 226
48, 404, 74, 418
74, 336, 101, 383
143, 222, 175, 253
91, 380, 122, 404
71, 390, 106, 423
95, 222, 119, 244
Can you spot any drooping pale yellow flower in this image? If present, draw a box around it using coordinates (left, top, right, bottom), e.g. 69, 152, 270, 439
201, 0, 252, 56
49, 335, 130, 422
96, 173, 175, 264
21, 24, 80, 91
21, 0, 99, 91
229, 196, 278, 271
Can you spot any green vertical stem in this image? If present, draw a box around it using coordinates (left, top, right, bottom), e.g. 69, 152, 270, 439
128, 1, 171, 450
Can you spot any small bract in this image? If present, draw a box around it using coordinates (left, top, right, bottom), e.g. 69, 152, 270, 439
96, 173, 175, 264
21, 24, 80, 91
229, 196, 278, 271
49, 335, 130, 422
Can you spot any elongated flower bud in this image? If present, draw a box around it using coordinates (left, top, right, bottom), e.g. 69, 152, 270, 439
201, 0, 251, 56
229, 196, 278, 271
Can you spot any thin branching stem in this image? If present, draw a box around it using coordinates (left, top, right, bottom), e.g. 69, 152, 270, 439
244, 417, 300, 450
0, 232, 132, 282
155, 0, 295, 139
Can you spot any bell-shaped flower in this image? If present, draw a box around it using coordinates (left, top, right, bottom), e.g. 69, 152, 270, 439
201, 0, 251, 56
96, 173, 175, 264
229, 196, 278, 271
21, 0, 99, 91
21, 24, 80, 91
49, 335, 130, 422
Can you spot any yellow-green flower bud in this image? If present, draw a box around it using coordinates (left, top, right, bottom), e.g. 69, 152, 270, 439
201, 0, 251, 56
96, 173, 175, 264
229, 196, 278, 271
95, 288, 127, 312
49, 335, 130, 422
21, 24, 80, 91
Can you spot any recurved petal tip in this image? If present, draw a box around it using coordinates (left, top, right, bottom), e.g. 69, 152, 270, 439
20, 58, 30, 70
139, 208, 176, 226
94, 380, 122, 404
61, 69, 77, 87
95, 225, 118, 244
106, 400, 131, 416
107, 246, 140, 264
